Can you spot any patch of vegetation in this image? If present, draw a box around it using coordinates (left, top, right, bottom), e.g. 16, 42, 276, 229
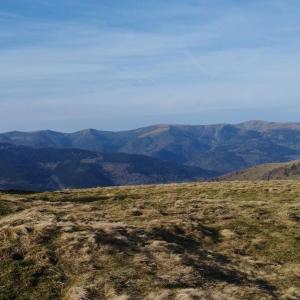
0, 181, 299, 299
0, 198, 27, 218
0, 238, 65, 300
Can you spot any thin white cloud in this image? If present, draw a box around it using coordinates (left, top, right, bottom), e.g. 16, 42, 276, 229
0, 0, 300, 130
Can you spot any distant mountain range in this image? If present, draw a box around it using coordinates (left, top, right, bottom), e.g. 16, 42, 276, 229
220, 159, 300, 181
0, 143, 213, 191
1, 120, 300, 175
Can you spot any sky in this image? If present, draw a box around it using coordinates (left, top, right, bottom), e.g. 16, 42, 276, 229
1, 0, 300, 132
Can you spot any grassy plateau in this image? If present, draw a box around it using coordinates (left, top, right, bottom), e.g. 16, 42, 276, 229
0, 181, 299, 299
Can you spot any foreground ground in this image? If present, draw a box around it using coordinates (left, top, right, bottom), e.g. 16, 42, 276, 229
0, 181, 299, 300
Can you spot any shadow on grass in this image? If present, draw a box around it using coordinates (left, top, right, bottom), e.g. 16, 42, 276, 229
93, 223, 277, 298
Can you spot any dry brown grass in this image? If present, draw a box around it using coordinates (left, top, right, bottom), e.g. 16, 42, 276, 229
0, 181, 299, 299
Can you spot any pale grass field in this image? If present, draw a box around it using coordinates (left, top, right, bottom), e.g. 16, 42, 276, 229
0, 181, 299, 299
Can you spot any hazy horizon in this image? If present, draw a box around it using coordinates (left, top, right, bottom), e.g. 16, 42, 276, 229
2, 113, 300, 134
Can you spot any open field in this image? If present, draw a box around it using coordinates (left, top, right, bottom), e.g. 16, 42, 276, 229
0, 181, 299, 300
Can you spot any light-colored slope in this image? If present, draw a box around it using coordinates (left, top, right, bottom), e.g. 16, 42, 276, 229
221, 160, 300, 181
0, 181, 299, 299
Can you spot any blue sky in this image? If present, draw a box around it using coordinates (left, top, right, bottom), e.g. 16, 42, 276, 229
1, 0, 300, 132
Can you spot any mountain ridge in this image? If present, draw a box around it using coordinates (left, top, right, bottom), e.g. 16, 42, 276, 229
6, 119, 300, 135
1, 120, 300, 174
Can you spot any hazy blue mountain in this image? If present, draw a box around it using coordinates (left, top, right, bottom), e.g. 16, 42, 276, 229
1, 121, 300, 174
0, 143, 213, 191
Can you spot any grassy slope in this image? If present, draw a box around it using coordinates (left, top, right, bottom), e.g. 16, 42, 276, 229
0, 181, 299, 300
221, 160, 300, 181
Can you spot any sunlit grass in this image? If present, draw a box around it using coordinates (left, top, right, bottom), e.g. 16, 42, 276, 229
0, 181, 299, 299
